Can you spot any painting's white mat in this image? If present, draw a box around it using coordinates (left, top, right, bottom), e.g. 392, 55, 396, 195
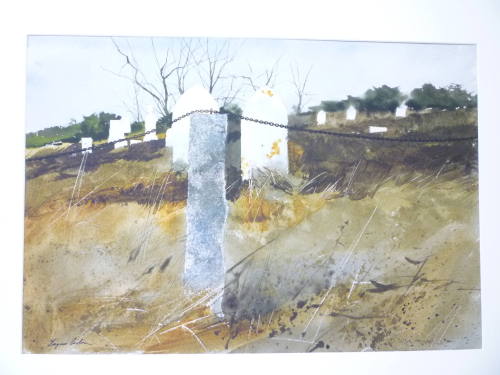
2, 0, 500, 374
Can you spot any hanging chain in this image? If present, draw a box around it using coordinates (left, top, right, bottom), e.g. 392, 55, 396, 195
25, 109, 477, 162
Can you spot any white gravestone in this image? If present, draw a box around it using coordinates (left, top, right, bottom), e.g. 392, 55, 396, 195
121, 117, 131, 137
395, 103, 408, 118
143, 105, 158, 142
346, 105, 357, 121
167, 86, 219, 167
185, 113, 228, 316
80, 137, 93, 154
109, 117, 130, 149
241, 87, 289, 180
316, 110, 327, 125
369, 126, 388, 133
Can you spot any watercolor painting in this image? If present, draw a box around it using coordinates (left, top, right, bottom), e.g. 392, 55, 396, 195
23, 36, 479, 353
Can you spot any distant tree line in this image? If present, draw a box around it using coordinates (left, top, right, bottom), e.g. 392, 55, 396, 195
26, 104, 243, 148
310, 83, 477, 114
26, 83, 476, 148
405, 83, 477, 111
26, 111, 169, 148
26, 112, 121, 148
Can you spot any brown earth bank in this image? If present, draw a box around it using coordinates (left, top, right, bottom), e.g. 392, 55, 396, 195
26, 131, 477, 209
289, 108, 477, 135
23, 112, 479, 353
23, 153, 480, 352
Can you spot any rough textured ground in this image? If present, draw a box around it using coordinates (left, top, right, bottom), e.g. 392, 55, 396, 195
23, 142, 480, 353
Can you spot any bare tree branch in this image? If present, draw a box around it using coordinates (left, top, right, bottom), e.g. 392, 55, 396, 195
111, 38, 168, 115
195, 38, 236, 97
132, 84, 142, 123
290, 62, 313, 114
240, 65, 258, 91
240, 57, 282, 92
217, 75, 243, 108
108, 37, 247, 115
111, 37, 205, 116
175, 38, 198, 96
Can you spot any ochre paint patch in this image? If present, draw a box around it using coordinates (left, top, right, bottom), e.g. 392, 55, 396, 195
156, 201, 187, 237
231, 190, 284, 231
266, 139, 281, 159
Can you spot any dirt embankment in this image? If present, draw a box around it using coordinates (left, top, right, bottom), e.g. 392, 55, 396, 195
289, 109, 477, 134
288, 129, 477, 200
26, 139, 167, 180
25, 110, 478, 213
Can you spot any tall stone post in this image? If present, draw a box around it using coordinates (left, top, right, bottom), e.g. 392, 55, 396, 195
184, 113, 228, 315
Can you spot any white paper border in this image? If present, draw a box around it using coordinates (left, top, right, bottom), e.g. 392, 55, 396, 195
1, 0, 499, 374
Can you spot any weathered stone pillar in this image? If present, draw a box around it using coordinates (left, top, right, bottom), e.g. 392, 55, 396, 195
241, 87, 289, 180
184, 113, 228, 314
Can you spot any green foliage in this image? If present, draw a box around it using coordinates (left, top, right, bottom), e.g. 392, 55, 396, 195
406, 84, 477, 111
79, 114, 99, 139
26, 111, 121, 148
26, 123, 82, 148
359, 85, 406, 113
314, 87, 405, 114
26, 135, 56, 148
131, 121, 145, 134
80, 112, 120, 141
156, 113, 173, 134
314, 84, 476, 114
220, 103, 243, 121
313, 96, 360, 112
317, 100, 347, 112
346, 95, 364, 110
220, 103, 242, 116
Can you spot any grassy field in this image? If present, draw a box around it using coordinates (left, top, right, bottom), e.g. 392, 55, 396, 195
23, 143, 480, 353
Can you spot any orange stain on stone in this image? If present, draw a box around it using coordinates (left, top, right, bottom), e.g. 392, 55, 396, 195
261, 89, 274, 97
266, 139, 281, 159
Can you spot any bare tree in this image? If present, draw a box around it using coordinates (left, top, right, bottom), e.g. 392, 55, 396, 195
290, 62, 313, 114
219, 75, 244, 108
109, 37, 193, 117
108, 37, 242, 115
195, 39, 235, 94
173, 39, 198, 96
240, 57, 282, 91
120, 83, 143, 123
193, 38, 243, 107
148, 38, 186, 115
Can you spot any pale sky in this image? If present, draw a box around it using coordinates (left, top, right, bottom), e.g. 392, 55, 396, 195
25, 36, 476, 132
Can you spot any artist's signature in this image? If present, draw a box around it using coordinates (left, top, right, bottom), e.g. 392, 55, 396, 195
48, 337, 90, 348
